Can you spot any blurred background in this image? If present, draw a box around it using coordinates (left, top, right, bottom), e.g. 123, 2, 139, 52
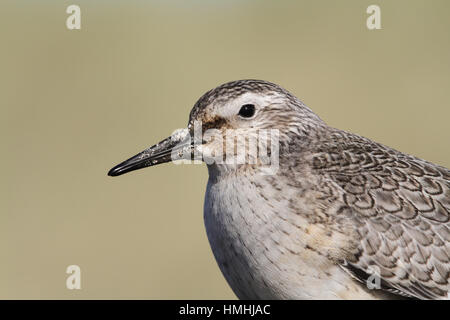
1, 0, 449, 299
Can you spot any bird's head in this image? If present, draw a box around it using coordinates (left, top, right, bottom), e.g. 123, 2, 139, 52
108, 79, 325, 177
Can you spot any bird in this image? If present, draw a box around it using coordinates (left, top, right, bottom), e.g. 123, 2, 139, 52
108, 79, 450, 300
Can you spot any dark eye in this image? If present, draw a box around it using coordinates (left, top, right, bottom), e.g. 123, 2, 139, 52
238, 104, 255, 118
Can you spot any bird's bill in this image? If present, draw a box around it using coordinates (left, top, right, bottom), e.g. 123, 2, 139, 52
107, 129, 192, 177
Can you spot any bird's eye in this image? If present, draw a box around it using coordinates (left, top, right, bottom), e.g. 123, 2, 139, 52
238, 104, 256, 118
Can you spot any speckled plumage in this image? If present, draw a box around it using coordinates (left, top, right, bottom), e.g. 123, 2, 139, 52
195, 80, 449, 300
109, 79, 450, 299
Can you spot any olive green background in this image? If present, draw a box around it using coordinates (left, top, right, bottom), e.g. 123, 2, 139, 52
1, 0, 449, 299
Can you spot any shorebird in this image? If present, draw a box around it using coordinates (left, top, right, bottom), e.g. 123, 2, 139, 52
108, 80, 450, 299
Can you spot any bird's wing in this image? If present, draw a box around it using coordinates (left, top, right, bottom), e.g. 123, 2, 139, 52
310, 130, 450, 299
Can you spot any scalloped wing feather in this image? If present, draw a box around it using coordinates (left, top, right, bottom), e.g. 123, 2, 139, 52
311, 130, 450, 299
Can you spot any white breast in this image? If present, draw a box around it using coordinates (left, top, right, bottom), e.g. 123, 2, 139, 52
203, 170, 380, 299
